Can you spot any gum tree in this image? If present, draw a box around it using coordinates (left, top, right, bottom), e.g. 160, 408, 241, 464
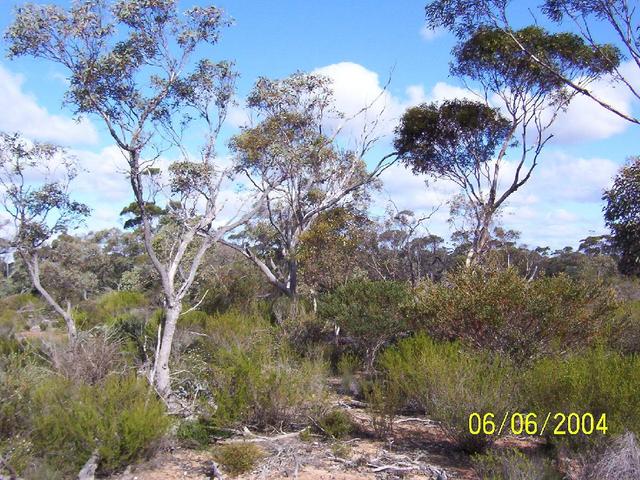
425, 0, 638, 125
227, 73, 396, 298
395, 26, 619, 265
603, 156, 640, 276
0, 132, 90, 342
6, 0, 263, 402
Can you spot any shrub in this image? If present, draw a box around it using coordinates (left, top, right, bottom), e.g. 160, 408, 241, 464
177, 418, 215, 449
316, 410, 354, 439
47, 330, 126, 385
472, 448, 560, 479
363, 378, 401, 438
377, 334, 515, 452
30, 375, 169, 476
319, 279, 411, 368
78, 290, 150, 329
609, 300, 640, 354
337, 352, 361, 396
0, 356, 44, 441
523, 348, 640, 449
408, 268, 617, 362
213, 443, 265, 477
180, 311, 328, 429
0, 293, 47, 334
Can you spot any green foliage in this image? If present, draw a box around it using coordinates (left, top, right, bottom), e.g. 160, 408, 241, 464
181, 311, 328, 429
316, 410, 354, 439
176, 419, 216, 449
377, 334, 515, 452
213, 443, 265, 477
603, 156, 640, 276
408, 268, 617, 362
472, 448, 560, 480
395, 99, 512, 178
30, 375, 169, 476
337, 352, 361, 396
524, 348, 640, 448
319, 279, 411, 367
363, 378, 402, 438
611, 300, 640, 354
0, 293, 47, 334
453, 26, 620, 95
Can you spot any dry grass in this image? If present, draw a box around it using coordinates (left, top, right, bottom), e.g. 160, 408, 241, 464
586, 432, 640, 480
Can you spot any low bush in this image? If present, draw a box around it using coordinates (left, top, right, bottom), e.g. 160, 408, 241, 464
179, 311, 328, 429
408, 268, 617, 362
472, 448, 560, 479
47, 330, 126, 385
377, 334, 515, 452
213, 443, 265, 477
316, 410, 354, 439
30, 374, 169, 476
176, 418, 216, 449
523, 348, 640, 449
319, 279, 411, 368
78, 290, 150, 329
0, 293, 48, 334
609, 300, 640, 354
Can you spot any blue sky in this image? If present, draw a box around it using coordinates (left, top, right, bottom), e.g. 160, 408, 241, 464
0, 0, 638, 249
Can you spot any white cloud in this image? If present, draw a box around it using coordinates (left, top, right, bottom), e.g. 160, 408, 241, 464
375, 150, 621, 249
419, 25, 446, 42
0, 64, 98, 146
312, 62, 477, 143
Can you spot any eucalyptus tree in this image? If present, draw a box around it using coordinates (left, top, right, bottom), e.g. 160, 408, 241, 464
0, 132, 90, 342
395, 26, 619, 265
227, 73, 396, 298
603, 156, 640, 276
425, 0, 638, 125
6, 0, 264, 401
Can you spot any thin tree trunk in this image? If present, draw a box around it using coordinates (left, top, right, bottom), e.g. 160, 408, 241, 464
20, 251, 77, 343
153, 302, 182, 401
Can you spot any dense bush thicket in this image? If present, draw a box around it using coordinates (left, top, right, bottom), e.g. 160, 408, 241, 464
318, 279, 411, 368
408, 268, 617, 361
377, 334, 515, 452
1, 261, 639, 478
0, 354, 168, 478
176, 311, 328, 429
524, 348, 640, 448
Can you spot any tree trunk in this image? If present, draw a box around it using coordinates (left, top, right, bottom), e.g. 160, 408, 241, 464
466, 211, 493, 268
153, 302, 182, 401
21, 251, 77, 343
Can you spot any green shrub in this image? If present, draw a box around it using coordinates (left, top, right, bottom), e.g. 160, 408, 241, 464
213, 443, 265, 477
0, 293, 47, 334
378, 334, 515, 452
180, 311, 328, 429
609, 300, 640, 354
524, 348, 640, 449
316, 410, 354, 439
363, 378, 401, 438
30, 375, 169, 476
319, 279, 411, 368
408, 268, 617, 362
78, 291, 150, 329
0, 356, 44, 441
472, 448, 560, 479
337, 352, 361, 396
176, 418, 215, 449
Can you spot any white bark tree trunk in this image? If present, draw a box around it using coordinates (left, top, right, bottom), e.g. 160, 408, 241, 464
153, 302, 182, 400
21, 251, 77, 344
